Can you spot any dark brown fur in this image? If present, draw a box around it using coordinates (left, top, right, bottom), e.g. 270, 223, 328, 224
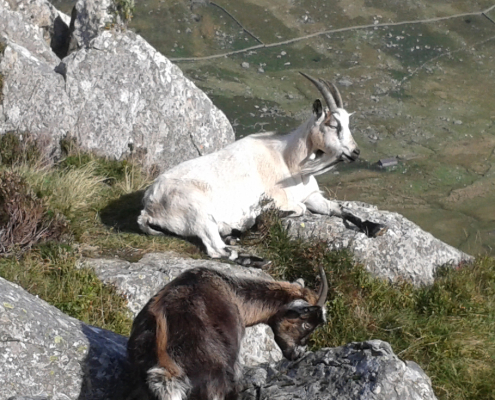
127, 267, 326, 400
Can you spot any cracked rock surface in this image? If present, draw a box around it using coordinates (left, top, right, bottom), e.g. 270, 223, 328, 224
284, 201, 473, 286
240, 340, 437, 400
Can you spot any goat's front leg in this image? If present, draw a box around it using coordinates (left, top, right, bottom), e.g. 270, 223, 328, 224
304, 192, 387, 238
277, 202, 307, 218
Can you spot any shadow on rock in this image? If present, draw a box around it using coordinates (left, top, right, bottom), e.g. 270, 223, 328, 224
78, 324, 135, 400
100, 190, 145, 233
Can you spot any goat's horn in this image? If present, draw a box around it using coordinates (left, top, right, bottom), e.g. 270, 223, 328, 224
324, 80, 343, 109
299, 72, 338, 113
316, 265, 328, 307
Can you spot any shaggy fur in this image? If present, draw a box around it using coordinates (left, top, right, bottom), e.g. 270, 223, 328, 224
127, 267, 327, 400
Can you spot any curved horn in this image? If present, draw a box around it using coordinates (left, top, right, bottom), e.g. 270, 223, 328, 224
300, 72, 338, 113
316, 265, 328, 307
325, 80, 343, 109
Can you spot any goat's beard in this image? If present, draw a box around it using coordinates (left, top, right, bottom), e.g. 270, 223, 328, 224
300, 158, 342, 177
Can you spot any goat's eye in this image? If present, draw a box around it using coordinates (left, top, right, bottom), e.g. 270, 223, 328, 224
302, 322, 312, 330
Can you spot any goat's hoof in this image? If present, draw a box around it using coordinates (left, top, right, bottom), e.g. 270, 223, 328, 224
224, 235, 240, 246
236, 254, 272, 269
363, 221, 388, 238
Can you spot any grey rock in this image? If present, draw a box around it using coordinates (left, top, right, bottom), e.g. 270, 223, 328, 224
0, 40, 76, 156
59, 30, 234, 170
0, 277, 129, 400
71, 0, 116, 49
1, 0, 71, 58
338, 77, 353, 87
284, 201, 473, 286
0, 1, 60, 67
83, 252, 284, 366
240, 340, 437, 400
1, 10, 234, 169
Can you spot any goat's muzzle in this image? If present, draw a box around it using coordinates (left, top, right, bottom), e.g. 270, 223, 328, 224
342, 148, 360, 163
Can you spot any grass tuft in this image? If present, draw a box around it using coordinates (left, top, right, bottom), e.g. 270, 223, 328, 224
253, 209, 495, 400
0, 243, 132, 335
0, 132, 42, 167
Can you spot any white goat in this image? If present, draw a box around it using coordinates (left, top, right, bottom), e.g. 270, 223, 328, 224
139, 73, 385, 260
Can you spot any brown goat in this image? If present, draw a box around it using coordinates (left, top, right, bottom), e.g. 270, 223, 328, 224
127, 266, 328, 400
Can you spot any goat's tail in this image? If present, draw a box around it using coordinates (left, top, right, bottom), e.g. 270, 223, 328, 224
147, 304, 191, 400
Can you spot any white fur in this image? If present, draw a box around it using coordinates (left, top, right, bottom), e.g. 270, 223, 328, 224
139, 105, 358, 258
147, 367, 191, 400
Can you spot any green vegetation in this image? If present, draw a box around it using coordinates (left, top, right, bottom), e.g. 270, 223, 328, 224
0, 244, 132, 335
0, 137, 198, 333
115, 0, 135, 24
251, 210, 495, 400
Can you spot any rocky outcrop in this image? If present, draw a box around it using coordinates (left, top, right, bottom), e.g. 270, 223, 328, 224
284, 201, 473, 286
82, 252, 284, 367
240, 340, 437, 400
0, 0, 235, 171
1, 275, 437, 400
0, 39, 76, 157
70, 0, 115, 49
0, 277, 129, 400
58, 30, 234, 170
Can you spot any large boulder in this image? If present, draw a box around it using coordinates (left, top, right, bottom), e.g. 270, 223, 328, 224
1, 275, 437, 400
82, 252, 284, 367
57, 30, 234, 170
0, 277, 129, 400
240, 340, 437, 400
0, 0, 235, 170
284, 201, 473, 286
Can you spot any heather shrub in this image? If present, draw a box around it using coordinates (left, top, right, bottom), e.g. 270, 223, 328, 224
0, 171, 69, 255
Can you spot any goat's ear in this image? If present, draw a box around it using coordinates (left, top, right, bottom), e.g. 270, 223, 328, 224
293, 278, 305, 288
312, 99, 323, 118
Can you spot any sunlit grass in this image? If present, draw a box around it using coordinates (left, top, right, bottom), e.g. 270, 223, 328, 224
252, 210, 495, 400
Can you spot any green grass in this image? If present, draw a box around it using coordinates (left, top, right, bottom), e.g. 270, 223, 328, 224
0, 243, 132, 335
0, 143, 200, 334
252, 210, 495, 400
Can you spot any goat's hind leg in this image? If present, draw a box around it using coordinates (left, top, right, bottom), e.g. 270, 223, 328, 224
195, 214, 237, 259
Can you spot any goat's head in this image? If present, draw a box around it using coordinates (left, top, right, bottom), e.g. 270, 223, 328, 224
299, 73, 360, 177
269, 266, 329, 361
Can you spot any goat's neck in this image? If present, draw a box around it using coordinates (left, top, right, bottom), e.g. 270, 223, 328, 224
234, 281, 312, 327
281, 118, 314, 174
